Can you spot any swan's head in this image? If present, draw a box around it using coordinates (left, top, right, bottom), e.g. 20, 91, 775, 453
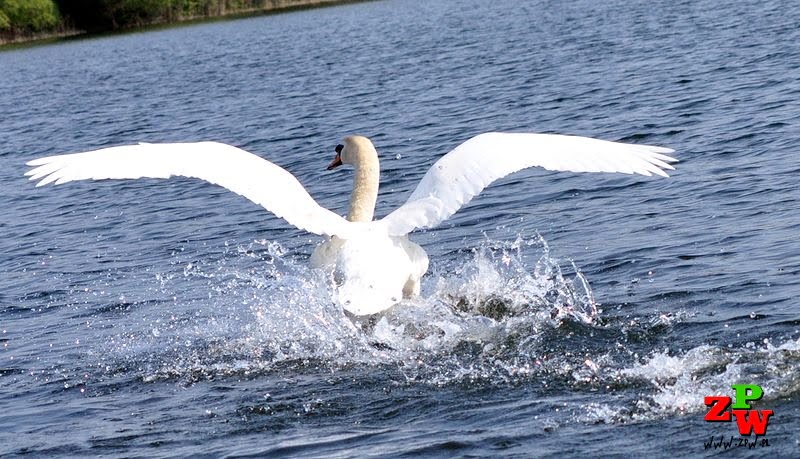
326, 135, 377, 170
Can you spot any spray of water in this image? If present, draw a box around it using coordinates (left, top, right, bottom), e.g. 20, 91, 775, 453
29, 234, 800, 425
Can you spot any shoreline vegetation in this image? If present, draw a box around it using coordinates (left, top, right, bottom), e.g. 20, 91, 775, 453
0, 0, 364, 47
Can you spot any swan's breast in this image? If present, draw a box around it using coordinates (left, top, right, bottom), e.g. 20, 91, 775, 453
311, 234, 429, 315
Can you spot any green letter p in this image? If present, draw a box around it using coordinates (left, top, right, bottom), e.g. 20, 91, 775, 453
731, 384, 763, 409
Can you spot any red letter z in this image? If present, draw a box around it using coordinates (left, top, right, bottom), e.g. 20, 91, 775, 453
704, 396, 732, 422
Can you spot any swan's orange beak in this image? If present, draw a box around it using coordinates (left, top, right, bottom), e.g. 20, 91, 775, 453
327, 143, 344, 170
326, 153, 342, 170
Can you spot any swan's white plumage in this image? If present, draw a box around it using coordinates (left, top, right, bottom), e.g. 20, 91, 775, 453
26, 132, 677, 316
382, 133, 676, 236
26, 142, 353, 238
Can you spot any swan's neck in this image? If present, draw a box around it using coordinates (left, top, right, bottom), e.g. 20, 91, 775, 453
347, 158, 379, 222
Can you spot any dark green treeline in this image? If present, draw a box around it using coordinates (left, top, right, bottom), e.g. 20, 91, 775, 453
1, 0, 297, 37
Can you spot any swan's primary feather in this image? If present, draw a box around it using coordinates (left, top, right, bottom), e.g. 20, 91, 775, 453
381, 132, 677, 236
25, 142, 352, 238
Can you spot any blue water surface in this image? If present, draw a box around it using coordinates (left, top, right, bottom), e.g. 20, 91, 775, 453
1, 0, 799, 456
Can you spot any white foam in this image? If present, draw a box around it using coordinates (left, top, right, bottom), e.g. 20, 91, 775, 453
104, 234, 599, 384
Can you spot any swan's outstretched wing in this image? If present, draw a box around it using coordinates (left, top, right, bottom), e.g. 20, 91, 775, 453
26, 142, 353, 237
381, 132, 677, 236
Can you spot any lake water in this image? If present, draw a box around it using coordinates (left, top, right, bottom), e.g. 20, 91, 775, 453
2, 0, 799, 456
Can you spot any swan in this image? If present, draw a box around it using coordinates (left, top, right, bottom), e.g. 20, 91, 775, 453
26, 132, 676, 315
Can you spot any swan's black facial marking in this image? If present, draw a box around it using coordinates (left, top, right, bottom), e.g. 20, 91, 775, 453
327, 144, 344, 170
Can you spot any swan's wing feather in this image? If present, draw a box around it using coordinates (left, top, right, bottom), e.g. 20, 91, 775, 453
26, 142, 352, 237
382, 132, 677, 236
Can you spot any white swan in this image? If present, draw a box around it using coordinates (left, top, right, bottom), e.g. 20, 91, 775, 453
26, 132, 676, 315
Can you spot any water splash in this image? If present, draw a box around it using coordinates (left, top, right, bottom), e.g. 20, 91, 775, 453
18, 234, 800, 428
97, 234, 601, 385
608, 337, 800, 419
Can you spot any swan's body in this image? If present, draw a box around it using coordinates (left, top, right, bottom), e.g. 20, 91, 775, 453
26, 132, 676, 315
310, 232, 428, 312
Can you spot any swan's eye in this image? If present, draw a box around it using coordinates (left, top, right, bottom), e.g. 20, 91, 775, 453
335, 144, 343, 153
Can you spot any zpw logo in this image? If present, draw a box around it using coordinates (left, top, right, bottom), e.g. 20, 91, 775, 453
704, 384, 773, 435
